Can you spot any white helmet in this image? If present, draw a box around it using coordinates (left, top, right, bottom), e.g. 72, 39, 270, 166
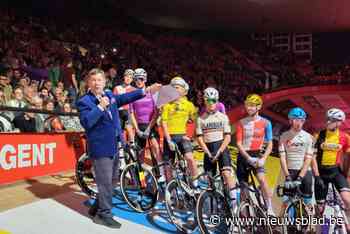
123, 69, 134, 77
326, 108, 346, 122
134, 68, 147, 81
203, 87, 219, 100
170, 76, 189, 91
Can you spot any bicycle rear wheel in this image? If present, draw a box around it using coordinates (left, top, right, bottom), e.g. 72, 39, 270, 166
165, 179, 198, 233
75, 153, 98, 198
120, 162, 159, 212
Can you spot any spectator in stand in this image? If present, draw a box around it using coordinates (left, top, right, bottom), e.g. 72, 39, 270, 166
56, 81, 68, 97
107, 67, 118, 86
42, 98, 64, 132
0, 87, 5, 105
60, 58, 78, 106
12, 69, 23, 86
0, 74, 12, 103
42, 80, 55, 99
39, 87, 50, 100
13, 104, 36, 132
60, 102, 83, 131
48, 58, 61, 87
55, 91, 68, 112
32, 96, 45, 132
5, 87, 26, 121
18, 77, 29, 89
23, 86, 36, 105
44, 99, 55, 112
30, 80, 40, 94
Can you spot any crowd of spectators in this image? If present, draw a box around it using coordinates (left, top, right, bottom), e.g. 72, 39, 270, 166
1, 7, 350, 133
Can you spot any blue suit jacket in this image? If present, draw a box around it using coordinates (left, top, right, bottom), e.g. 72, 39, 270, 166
77, 89, 144, 158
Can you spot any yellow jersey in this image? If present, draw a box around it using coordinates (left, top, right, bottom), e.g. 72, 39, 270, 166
161, 97, 197, 135
314, 129, 350, 166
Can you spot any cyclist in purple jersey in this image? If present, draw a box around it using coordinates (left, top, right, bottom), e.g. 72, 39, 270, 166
130, 68, 165, 182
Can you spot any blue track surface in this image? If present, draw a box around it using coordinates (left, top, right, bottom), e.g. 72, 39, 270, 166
85, 188, 186, 233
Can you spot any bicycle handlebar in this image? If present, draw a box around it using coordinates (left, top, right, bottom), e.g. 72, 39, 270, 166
276, 184, 303, 198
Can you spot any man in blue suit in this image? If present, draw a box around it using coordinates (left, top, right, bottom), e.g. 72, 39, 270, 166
77, 68, 161, 228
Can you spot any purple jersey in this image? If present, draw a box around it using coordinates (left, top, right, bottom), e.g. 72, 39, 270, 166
200, 101, 226, 115
130, 92, 156, 124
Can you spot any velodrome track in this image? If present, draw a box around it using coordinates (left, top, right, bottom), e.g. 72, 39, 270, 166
0, 157, 287, 234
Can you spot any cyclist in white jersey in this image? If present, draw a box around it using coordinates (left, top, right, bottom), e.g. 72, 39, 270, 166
279, 107, 314, 215
196, 87, 238, 208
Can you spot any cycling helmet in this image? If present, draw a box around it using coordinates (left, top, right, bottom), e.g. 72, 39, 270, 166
123, 69, 134, 77
203, 87, 219, 100
170, 76, 189, 91
134, 68, 147, 81
245, 94, 263, 106
288, 107, 307, 119
326, 108, 346, 122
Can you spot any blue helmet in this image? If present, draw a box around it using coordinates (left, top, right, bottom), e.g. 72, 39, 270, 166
288, 107, 307, 119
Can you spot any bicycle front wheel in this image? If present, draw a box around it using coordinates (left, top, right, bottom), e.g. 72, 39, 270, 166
283, 201, 312, 234
165, 179, 198, 233
196, 189, 240, 234
238, 201, 272, 234
120, 162, 159, 212
75, 153, 98, 198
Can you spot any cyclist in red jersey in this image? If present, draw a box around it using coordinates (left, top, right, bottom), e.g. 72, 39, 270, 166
236, 94, 275, 216
113, 69, 135, 169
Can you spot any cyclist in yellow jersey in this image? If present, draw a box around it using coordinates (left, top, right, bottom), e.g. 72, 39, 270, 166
161, 77, 199, 188
312, 108, 350, 231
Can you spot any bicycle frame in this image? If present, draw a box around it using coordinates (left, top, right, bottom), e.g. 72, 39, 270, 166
276, 185, 310, 218
169, 145, 195, 196
240, 170, 267, 211
324, 183, 348, 232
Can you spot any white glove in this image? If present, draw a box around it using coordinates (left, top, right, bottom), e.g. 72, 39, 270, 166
247, 157, 258, 167
168, 140, 176, 151
256, 158, 266, 167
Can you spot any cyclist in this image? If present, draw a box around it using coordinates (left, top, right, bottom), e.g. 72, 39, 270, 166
161, 76, 199, 189
129, 68, 165, 183
113, 69, 135, 169
312, 108, 350, 231
199, 89, 226, 115
196, 87, 238, 208
278, 107, 314, 215
235, 94, 275, 216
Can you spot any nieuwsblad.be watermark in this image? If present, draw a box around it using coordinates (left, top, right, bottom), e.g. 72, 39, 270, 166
210, 215, 344, 227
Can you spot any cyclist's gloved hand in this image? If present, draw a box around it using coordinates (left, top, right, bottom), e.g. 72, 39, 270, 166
136, 129, 143, 137
167, 140, 176, 151
205, 150, 213, 159
143, 127, 151, 138
284, 175, 293, 189
247, 157, 258, 167
257, 157, 266, 167
129, 141, 136, 149
211, 150, 221, 163
293, 176, 303, 188
315, 176, 325, 190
